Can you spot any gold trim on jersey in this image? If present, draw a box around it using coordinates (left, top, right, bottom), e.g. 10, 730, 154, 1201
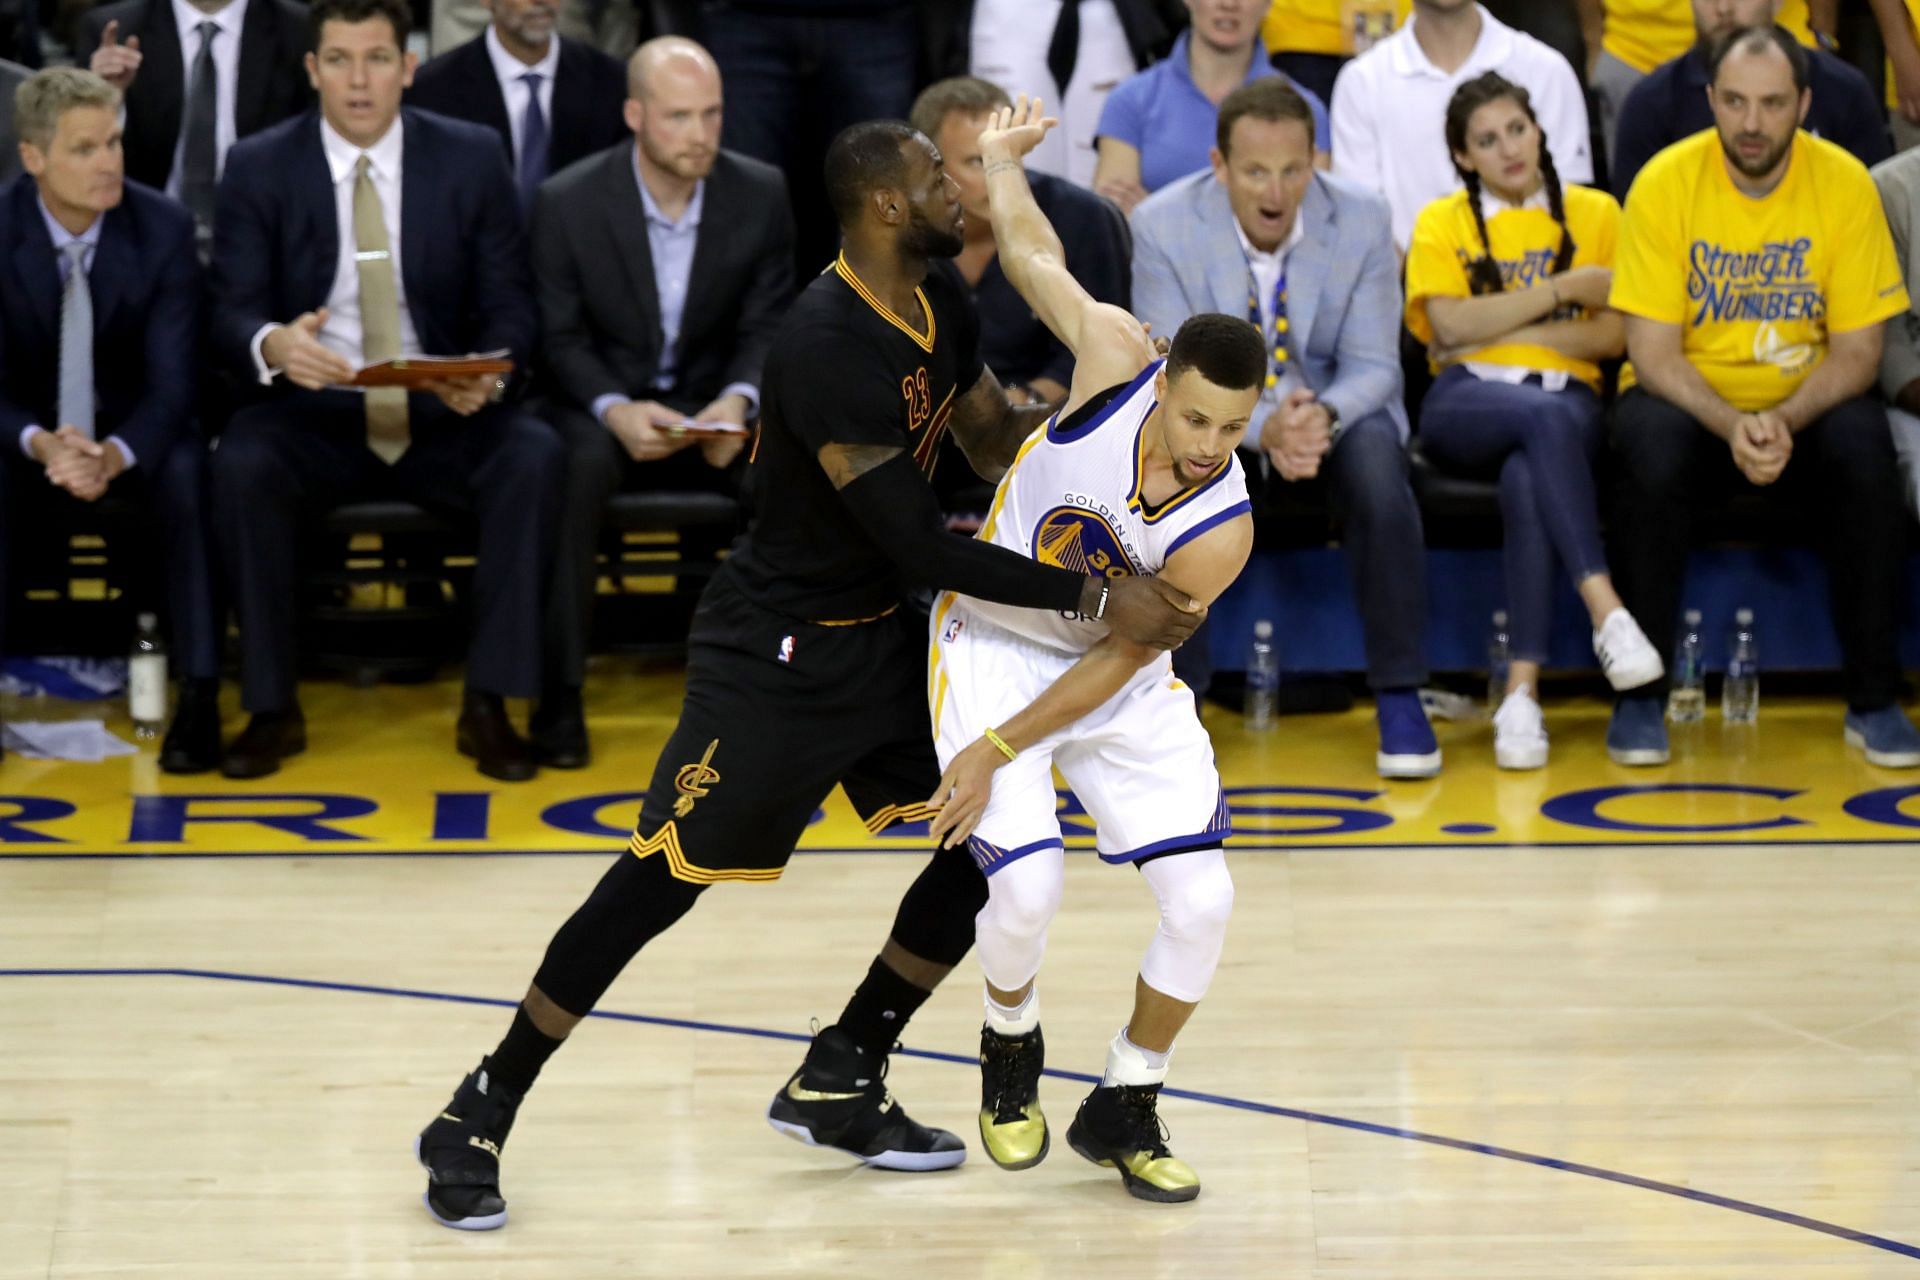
863, 802, 942, 834
928, 591, 958, 737
629, 821, 783, 884
833, 253, 936, 353
914, 386, 957, 475
1126, 420, 1230, 524
978, 425, 1049, 545
817, 604, 900, 627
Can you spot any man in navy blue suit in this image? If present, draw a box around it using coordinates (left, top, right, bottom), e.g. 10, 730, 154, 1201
209, 0, 565, 782
0, 67, 220, 771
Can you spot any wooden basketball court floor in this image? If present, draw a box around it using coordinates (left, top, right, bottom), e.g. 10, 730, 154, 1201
6, 665, 1920, 1277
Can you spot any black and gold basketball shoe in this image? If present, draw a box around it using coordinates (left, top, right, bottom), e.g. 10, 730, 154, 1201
415, 1060, 522, 1230
1066, 1082, 1201, 1203
766, 1026, 966, 1171
978, 1023, 1049, 1169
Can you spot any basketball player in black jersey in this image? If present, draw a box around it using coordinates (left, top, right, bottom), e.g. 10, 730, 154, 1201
413, 119, 1207, 1230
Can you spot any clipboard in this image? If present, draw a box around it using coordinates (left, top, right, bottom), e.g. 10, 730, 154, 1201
348, 350, 514, 388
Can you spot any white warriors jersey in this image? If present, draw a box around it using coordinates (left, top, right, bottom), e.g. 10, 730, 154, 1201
958, 358, 1252, 656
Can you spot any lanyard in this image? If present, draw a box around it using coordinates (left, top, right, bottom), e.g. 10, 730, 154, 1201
1246, 263, 1290, 389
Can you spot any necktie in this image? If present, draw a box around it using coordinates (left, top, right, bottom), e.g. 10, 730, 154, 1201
180, 20, 218, 241
353, 155, 410, 463
1047, 0, 1083, 99
57, 241, 94, 439
517, 72, 549, 211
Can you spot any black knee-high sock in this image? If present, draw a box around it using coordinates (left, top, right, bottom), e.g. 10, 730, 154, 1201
832, 957, 933, 1057
831, 844, 987, 1056
486, 1005, 563, 1097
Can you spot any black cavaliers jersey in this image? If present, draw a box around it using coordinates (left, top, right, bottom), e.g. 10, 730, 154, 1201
726, 254, 984, 623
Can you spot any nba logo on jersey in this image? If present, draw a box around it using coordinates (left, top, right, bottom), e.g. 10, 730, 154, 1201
943, 616, 965, 643
777, 635, 795, 664
1033, 507, 1137, 580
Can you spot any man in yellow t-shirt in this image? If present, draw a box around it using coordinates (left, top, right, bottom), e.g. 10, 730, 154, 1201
1868, 0, 1920, 151
1608, 24, 1920, 769
1261, 0, 1411, 104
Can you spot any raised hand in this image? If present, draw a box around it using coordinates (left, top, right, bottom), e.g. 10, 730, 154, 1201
977, 94, 1059, 167
91, 19, 144, 93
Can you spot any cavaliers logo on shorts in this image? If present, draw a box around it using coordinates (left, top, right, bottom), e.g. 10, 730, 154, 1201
1033, 507, 1138, 581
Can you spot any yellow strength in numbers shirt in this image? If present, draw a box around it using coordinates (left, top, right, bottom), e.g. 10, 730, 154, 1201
1601, 0, 1818, 76
1404, 182, 1621, 391
1610, 128, 1908, 412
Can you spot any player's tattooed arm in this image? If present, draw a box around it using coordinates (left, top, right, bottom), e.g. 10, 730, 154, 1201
817, 442, 907, 490
949, 366, 1054, 482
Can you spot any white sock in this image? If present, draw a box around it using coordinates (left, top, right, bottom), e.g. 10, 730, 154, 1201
1102, 1027, 1171, 1087
984, 985, 1040, 1037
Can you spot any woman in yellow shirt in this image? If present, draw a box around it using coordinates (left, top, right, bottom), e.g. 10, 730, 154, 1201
1406, 73, 1663, 770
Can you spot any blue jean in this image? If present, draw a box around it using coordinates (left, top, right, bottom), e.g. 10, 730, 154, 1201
1418, 366, 1608, 663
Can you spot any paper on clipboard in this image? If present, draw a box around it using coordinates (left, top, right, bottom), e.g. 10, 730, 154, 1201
348, 350, 514, 388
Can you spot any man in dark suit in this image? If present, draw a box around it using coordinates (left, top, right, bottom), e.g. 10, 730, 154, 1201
407, 0, 628, 211
78, 0, 311, 246
528, 35, 793, 766
0, 68, 220, 771
209, 0, 566, 782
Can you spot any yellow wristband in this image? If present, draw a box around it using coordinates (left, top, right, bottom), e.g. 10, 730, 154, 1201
983, 727, 1018, 762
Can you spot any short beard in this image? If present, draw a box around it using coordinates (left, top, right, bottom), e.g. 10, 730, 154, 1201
1721, 132, 1792, 180
902, 209, 963, 260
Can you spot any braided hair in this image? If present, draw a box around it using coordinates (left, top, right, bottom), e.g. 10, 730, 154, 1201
1444, 72, 1575, 298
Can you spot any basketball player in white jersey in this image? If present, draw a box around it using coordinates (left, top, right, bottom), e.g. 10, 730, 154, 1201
923, 97, 1263, 1204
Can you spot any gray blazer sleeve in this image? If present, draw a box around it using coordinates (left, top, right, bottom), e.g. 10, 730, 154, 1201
1873, 159, 1920, 404
1130, 212, 1203, 339
1319, 204, 1405, 430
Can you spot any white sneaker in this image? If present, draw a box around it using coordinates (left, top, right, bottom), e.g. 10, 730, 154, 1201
1493, 687, 1549, 770
1593, 608, 1664, 691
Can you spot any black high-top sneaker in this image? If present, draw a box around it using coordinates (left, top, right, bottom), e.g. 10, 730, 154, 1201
766, 1026, 966, 1171
1066, 1082, 1200, 1203
977, 1023, 1048, 1170
415, 1060, 523, 1229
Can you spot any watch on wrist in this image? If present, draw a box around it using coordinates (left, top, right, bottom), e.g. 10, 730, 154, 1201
1323, 403, 1343, 441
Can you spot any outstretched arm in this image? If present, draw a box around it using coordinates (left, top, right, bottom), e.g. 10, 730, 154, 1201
980, 96, 1155, 416
928, 512, 1255, 848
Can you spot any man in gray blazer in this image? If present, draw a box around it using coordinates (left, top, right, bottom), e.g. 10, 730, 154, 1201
1132, 77, 1438, 779
0, 58, 27, 182
530, 35, 795, 767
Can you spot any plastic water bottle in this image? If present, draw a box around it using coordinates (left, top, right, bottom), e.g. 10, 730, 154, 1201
1245, 619, 1278, 731
1722, 608, 1759, 724
129, 612, 168, 740
1668, 609, 1705, 723
1487, 609, 1511, 712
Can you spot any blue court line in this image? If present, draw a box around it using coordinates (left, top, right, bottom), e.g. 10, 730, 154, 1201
3, 966, 1916, 1260
1, 837, 1917, 861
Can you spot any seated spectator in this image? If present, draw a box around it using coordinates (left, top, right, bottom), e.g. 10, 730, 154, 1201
1262, 0, 1409, 105
209, 0, 565, 782
1406, 72, 1661, 770
1610, 0, 1886, 201
528, 36, 792, 768
705, 0, 917, 273
1866, 0, 1920, 152
910, 77, 1129, 411
1093, 0, 1330, 215
1873, 145, 1920, 515
958, 0, 1178, 189
1332, 0, 1592, 250
0, 57, 26, 181
0, 68, 219, 771
77, 0, 310, 250
1133, 78, 1441, 778
406, 0, 628, 212
1609, 25, 1920, 768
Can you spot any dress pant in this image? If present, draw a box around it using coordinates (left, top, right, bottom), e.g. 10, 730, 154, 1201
0, 436, 220, 678
1609, 387, 1906, 708
211, 390, 565, 713
542, 401, 740, 691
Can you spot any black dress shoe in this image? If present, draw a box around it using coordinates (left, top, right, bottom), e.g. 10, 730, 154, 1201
456, 690, 536, 782
220, 708, 306, 779
159, 681, 223, 774
529, 686, 589, 770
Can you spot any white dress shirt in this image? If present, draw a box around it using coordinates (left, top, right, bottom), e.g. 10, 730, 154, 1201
483, 24, 559, 170
1331, 3, 1592, 249
250, 115, 423, 381
19, 198, 135, 468
1235, 208, 1307, 446
968, 0, 1136, 190
165, 0, 248, 196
